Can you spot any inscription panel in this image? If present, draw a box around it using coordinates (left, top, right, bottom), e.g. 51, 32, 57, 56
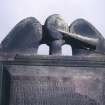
4, 65, 105, 105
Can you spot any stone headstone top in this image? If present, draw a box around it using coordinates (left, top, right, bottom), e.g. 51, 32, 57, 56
0, 14, 105, 56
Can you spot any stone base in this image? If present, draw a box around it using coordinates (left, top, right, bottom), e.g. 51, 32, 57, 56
1, 55, 105, 105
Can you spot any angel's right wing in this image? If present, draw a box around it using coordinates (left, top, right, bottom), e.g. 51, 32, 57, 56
0, 17, 43, 55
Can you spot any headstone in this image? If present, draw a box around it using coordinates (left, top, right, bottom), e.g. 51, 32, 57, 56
0, 14, 105, 105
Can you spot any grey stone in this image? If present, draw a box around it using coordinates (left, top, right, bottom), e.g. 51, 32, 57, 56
44, 14, 69, 55
1, 56, 105, 105
0, 15, 105, 105
0, 17, 42, 55
0, 14, 105, 56
0, 63, 3, 105
69, 19, 105, 56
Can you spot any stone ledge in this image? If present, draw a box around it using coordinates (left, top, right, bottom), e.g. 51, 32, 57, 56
1, 55, 105, 67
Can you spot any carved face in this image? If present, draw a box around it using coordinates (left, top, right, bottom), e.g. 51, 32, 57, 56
45, 14, 69, 32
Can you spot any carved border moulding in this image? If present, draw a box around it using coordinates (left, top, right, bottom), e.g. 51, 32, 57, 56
2, 55, 105, 67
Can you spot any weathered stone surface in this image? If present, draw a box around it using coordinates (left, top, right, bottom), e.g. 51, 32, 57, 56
0, 63, 3, 105
0, 15, 105, 56
0, 14, 70, 55
0, 17, 42, 55
1, 56, 105, 105
69, 19, 105, 55
44, 14, 69, 55
0, 14, 105, 105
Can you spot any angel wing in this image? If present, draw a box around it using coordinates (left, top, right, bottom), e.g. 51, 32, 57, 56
0, 17, 43, 55
69, 19, 105, 54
